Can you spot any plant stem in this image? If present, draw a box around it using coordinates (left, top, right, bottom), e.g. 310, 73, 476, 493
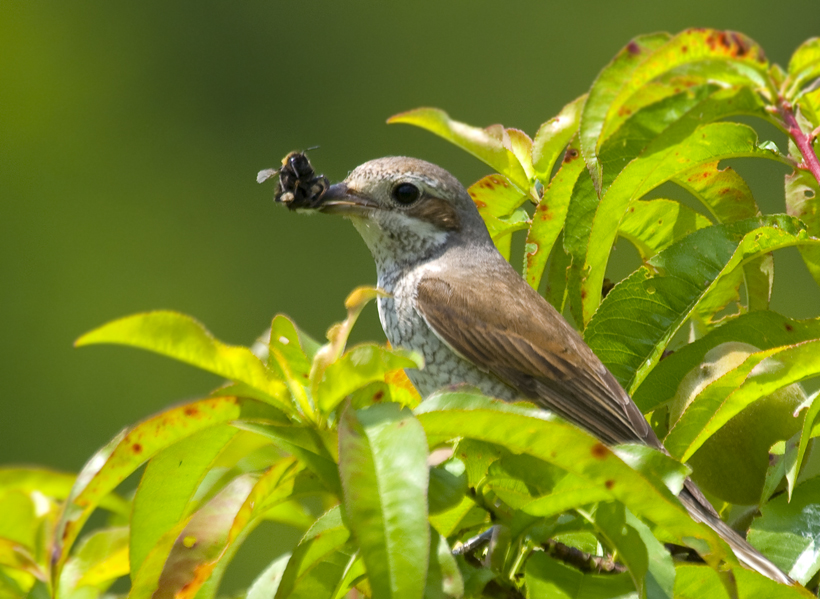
778, 97, 820, 186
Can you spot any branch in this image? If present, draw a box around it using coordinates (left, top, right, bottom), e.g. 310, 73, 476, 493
778, 97, 820, 186
542, 539, 627, 574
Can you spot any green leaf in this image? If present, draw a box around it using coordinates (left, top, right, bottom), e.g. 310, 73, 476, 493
275, 506, 352, 599
580, 32, 672, 191
424, 532, 464, 599
316, 344, 423, 414
236, 422, 342, 496
0, 538, 43, 581
617, 199, 712, 261
415, 392, 729, 565
0, 468, 127, 515
581, 123, 786, 324
483, 208, 530, 261
585, 216, 816, 396
786, 38, 820, 98
634, 310, 820, 413
57, 527, 129, 599
532, 95, 586, 181
339, 403, 430, 599
604, 30, 770, 135
524, 142, 585, 290
785, 167, 820, 289
76, 311, 290, 410
387, 108, 531, 189
51, 396, 280, 582
593, 502, 651, 597
786, 390, 820, 498
749, 477, 820, 585
524, 551, 638, 598
664, 340, 820, 461
129, 425, 238, 577
468, 174, 528, 219
247, 553, 290, 599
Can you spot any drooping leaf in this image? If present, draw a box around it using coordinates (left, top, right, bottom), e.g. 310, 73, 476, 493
585, 216, 817, 396
339, 403, 430, 599
387, 108, 530, 189
581, 123, 787, 324
76, 311, 290, 410
749, 477, 820, 585
532, 95, 586, 182
415, 392, 730, 566
51, 396, 282, 582
634, 310, 820, 412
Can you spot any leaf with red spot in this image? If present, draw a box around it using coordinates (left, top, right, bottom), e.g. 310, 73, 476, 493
51, 396, 285, 582
468, 174, 528, 219
618, 199, 712, 261
387, 108, 531, 189
532, 95, 585, 182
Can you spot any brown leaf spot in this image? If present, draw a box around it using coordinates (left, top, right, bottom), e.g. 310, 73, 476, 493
373, 390, 384, 401
132, 443, 143, 454
473, 199, 487, 208
563, 148, 579, 163
580, 289, 587, 300
605, 479, 615, 489
185, 407, 199, 417
680, 45, 688, 53
785, 323, 794, 332
627, 40, 641, 55
617, 106, 632, 117
591, 443, 608, 459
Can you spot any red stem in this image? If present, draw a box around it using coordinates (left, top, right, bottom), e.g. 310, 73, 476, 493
778, 98, 820, 186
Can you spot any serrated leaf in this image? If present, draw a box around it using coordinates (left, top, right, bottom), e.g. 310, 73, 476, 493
524, 143, 585, 290
414, 392, 730, 565
665, 339, 820, 462
315, 344, 422, 414
749, 477, 820, 585
339, 403, 429, 599
585, 216, 816, 396
581, 123, 787, 324
634, 310, 820, 413
51, 396, 281, 583
247, 553, 290, 599
76, 311, 290, 410
786, 391, 820, 498
387, 108, 530, 189
532, 95, 586, 181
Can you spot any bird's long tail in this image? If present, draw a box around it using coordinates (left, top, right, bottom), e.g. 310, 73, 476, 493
678, 481, 794, 586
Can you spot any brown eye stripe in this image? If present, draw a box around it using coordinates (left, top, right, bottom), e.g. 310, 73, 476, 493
407, 197, 460, 231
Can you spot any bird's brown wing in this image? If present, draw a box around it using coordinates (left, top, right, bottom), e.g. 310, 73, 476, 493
415, 264, 659, 448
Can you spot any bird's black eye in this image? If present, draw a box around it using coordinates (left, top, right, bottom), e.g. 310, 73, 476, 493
392, 182, 421, 205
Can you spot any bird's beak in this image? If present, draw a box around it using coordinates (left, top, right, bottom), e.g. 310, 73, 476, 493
317, 183, 379, 216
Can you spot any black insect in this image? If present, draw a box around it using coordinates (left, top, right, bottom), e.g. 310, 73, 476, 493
257, 151, 329, 210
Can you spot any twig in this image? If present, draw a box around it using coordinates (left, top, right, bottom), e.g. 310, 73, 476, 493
542, 539, 627, 574
778, 97, 820, 187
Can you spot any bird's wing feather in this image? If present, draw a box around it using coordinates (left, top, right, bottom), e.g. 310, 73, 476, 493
415, 264, 658, 447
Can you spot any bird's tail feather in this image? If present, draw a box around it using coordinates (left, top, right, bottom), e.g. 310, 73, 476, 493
678, 484, 794, 586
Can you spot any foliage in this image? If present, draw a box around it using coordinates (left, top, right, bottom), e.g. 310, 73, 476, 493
4, 28, 820, 599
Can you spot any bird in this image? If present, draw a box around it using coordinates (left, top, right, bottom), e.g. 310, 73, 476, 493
292, 155, 792, 585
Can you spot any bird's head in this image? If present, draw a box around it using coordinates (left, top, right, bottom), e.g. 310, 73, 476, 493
316, 157, 492, 267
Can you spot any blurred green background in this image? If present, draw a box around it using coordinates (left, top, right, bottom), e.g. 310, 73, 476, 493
2, 0, 819, 589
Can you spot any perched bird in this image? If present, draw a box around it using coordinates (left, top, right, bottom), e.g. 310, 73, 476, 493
295, 155, 791, 585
